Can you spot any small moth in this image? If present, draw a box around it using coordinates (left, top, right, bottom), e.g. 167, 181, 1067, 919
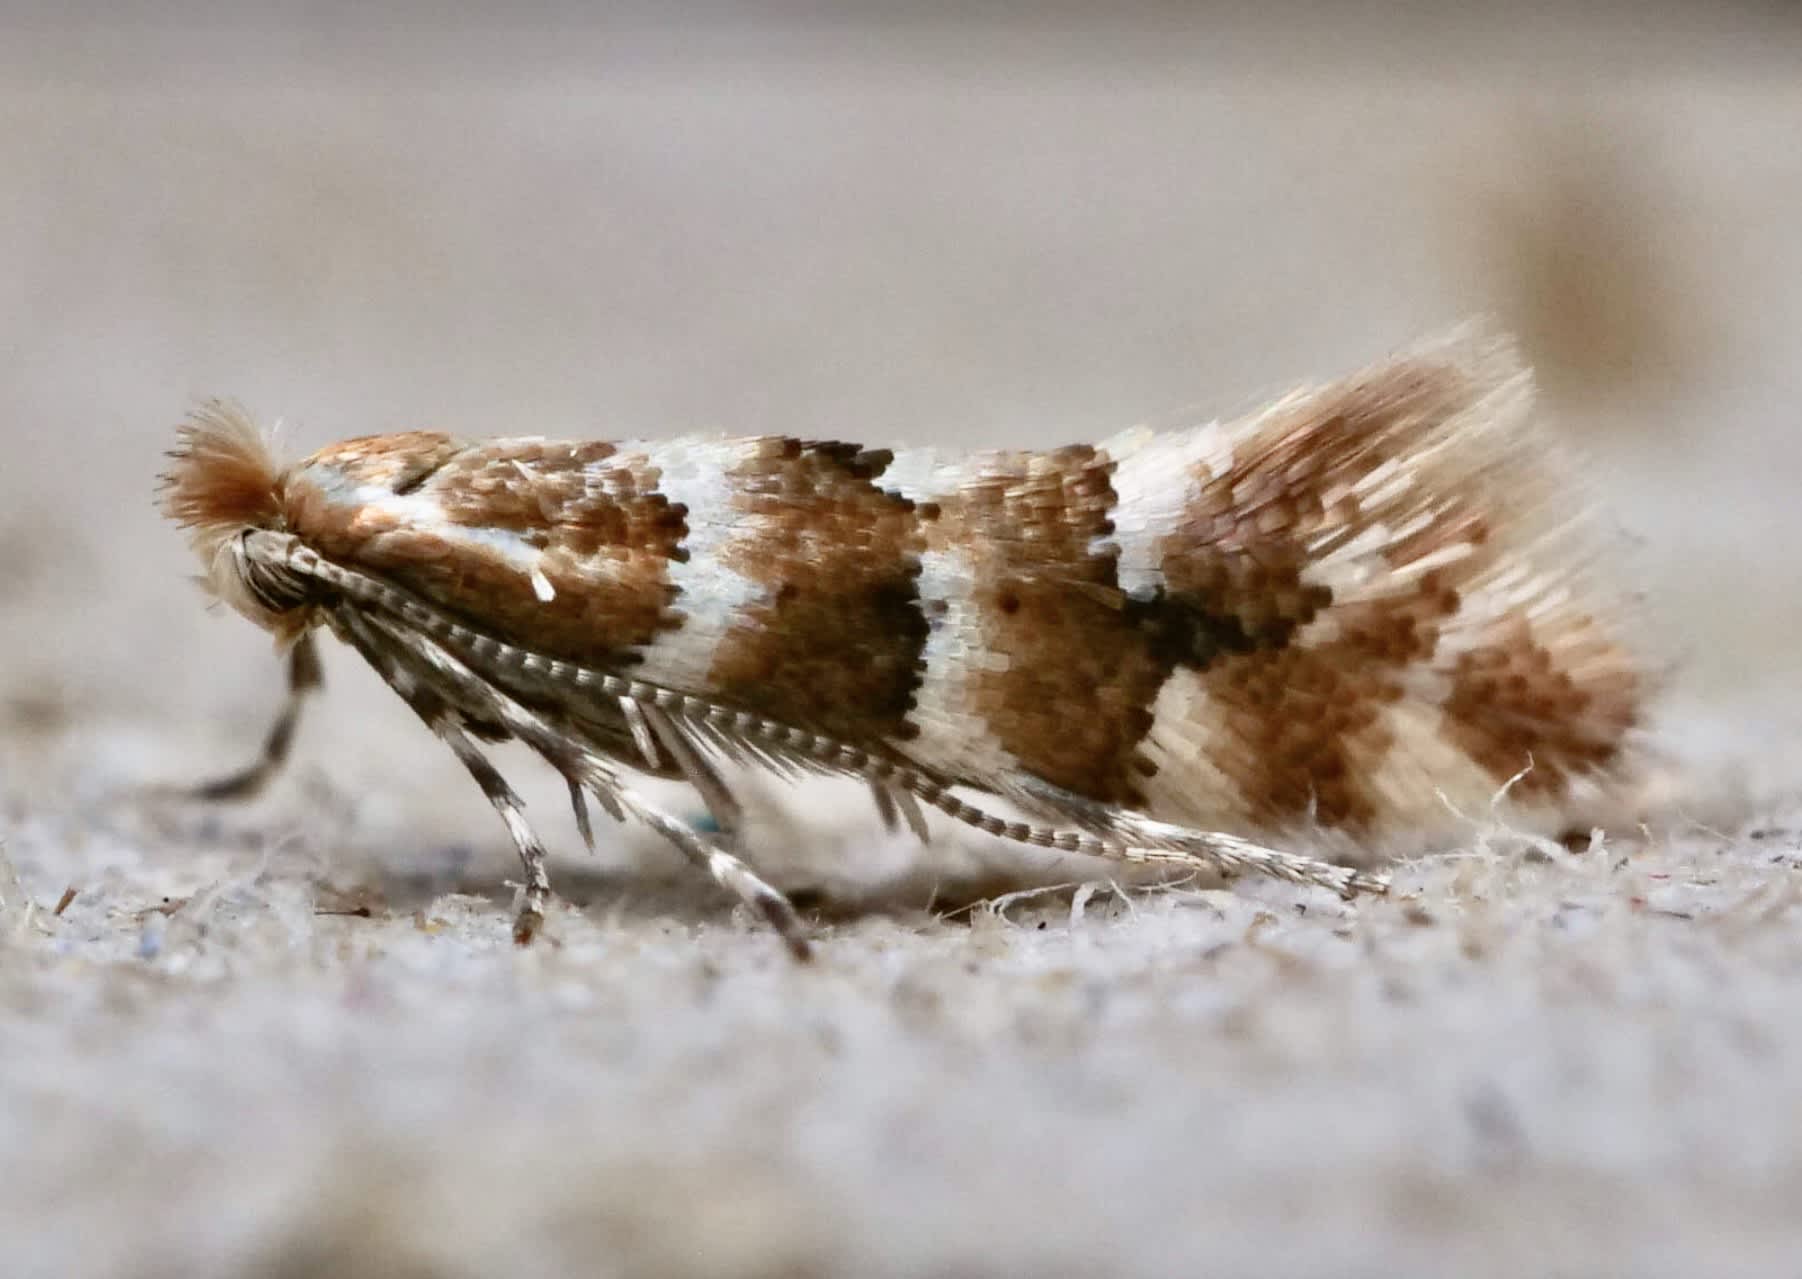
159, 329, 1643, 957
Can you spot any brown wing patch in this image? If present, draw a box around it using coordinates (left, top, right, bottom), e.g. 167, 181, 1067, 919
1186, 581, 1462, 828
429, 439, 623, 529
1190, 647, 1390, 828
1159, 362, 1475, 639
1138, 338, 1648, 834
1144, 356, 1529, 831
283, 435, 686, 669
1439, 617, 1640, 799
931, 445, 1168, 805
702, 438, 929, 743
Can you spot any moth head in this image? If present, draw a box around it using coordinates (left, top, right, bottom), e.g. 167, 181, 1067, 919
159, 401, 307, 638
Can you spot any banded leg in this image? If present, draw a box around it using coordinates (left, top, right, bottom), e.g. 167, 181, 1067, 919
351, 608, 814, 958
184, 632, 323, 800
434, 719, 553, 945
611, 699, 814, 952
633, 698, 743, 839
613, 783, 810, 961
324, 610, 554, 944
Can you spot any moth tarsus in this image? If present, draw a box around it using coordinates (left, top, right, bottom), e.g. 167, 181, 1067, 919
159, 327, 1645, 953
179, 632, 322, 803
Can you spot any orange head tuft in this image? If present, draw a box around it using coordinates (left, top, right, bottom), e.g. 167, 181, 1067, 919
160, 401, 283, 544
159, 401, 296, 633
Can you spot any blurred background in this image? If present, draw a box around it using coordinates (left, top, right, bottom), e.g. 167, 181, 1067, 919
3, 2, 1801, 873
8, 11, 1802, 1274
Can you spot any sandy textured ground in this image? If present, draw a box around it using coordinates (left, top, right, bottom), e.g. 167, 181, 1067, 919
6, 7, 1802, 1275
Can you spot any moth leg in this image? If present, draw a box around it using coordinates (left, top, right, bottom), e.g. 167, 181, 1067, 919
568, 778, 597, 854
612, 702, 810, 955
614, 782, 812, 962
348, 608, 812, 957
871, 779, 931, 844
325, 608, 553, 943
633, 698, 743, 838
185, 631, 323, 801
434, 719, 553, 945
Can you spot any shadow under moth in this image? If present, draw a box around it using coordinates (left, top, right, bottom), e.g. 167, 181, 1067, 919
159, 329, 1643, 958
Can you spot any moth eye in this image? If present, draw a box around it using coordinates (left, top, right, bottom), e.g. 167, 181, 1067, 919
236, 537, 313, 614
244, 570, 309, 614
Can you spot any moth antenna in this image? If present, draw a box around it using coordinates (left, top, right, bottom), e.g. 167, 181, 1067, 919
255, 527, 1372, 898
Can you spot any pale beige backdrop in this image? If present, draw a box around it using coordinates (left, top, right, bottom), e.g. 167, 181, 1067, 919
4, 6, 1802, 1277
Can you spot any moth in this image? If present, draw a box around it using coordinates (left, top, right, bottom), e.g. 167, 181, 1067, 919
159, 329, 1643, 957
